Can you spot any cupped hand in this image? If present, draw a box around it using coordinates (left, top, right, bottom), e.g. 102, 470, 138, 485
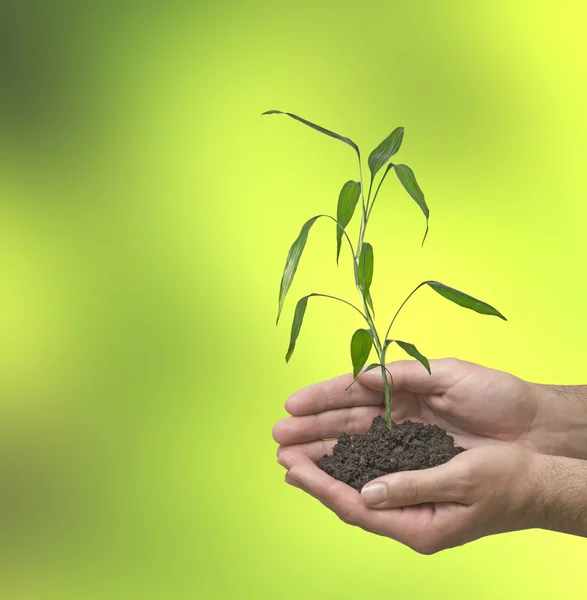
273, 358, 548, 455
278, 443, 540, 554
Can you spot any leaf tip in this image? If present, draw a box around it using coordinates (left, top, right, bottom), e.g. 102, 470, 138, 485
421, 222, 429, 247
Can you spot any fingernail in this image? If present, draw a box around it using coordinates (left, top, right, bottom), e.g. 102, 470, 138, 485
361, 483, 387, 505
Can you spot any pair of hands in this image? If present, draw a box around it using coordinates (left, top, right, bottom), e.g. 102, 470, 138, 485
273, 358, 579, 553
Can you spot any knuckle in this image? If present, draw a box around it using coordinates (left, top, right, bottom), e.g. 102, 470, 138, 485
411, 534, 443, 555
444, 357, 462, 369
338, 507, 360, 527
400, 474, 420, 504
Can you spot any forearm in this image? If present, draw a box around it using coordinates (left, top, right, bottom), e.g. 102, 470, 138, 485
528, 453, 587, 538
532, 384, 587, 460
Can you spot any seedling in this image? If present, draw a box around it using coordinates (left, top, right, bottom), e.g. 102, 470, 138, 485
264, 110, 506, 429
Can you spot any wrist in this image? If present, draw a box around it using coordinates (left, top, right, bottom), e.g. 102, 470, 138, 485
529, 383, 587, 460
524, 452, 587, 537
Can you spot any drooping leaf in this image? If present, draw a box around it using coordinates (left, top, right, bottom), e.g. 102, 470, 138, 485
345, 362, 382, 390
385, 339, 431, 374
368, 127, 404, 178
262, 110, 360, 157
336, 181, 361, 263
425, 281, 507, 320
277, 216, 320, 323
350, 329, 373, 378
358, 242, 374, 299
285, 295, 310, 362
394, 164, 429, 244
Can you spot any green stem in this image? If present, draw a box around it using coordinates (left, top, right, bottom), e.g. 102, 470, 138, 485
311, 293, 370, 326
366, 163, 393, 221
381, 364, 392, 429
384, 282, 426, 341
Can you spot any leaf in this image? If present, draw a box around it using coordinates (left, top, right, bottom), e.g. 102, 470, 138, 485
285, 295, 310, 362
385, 339, 431, 374
336, 181, 361, 263
368, 127, 404, 178
262, 110, 360, 157
425, 281, 507, 320
393, 164, 429, 244
358, 243, 374, 299
350, 329, 373, 378
365, 291, 375, 316
277, 216, 320, 323
345, 362, 381, 391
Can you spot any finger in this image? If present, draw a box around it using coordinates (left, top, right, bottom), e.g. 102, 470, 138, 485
279, 451, 439, 550
359, 358, 466, 395
277, 440, 336, 462
272, 405, 384, 445
360, 458, 473, 509
285, 372, 383, 416
279, 451, 375, 524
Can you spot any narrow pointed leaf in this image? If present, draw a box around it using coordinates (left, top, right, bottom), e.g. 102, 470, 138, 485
350, 329, 373, 378
345, 362, 381, 390
368, 127, 404, 178
385, 339, 431, 374
262, 110, 360, 157
365, 291, 375, 315
394, 164, 429, 244
425, 281, 507, 320
336, 181, 361, 262
285, 295, 310, 362
358, 243, 374, 300
277, 216, 320, 323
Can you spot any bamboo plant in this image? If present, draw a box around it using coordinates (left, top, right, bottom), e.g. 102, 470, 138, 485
264, 110, 506, 429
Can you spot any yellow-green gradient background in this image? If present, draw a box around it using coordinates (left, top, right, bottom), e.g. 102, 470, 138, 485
1, 0, 586, 598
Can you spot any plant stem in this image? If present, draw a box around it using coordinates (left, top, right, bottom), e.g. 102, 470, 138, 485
384, 282, 426, 340
381, 364, 392, 429
356, 160, 390, 429
366, 163, 393, 221
311, 293, 370, 325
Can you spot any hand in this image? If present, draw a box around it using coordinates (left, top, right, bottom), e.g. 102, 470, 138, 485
278, 443, 540, 554
273, 358, 559, 457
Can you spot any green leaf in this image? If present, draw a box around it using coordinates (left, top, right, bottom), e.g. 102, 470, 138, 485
358, 243, 374, 300
385, 339, 431, 374
365, 291, 375, 316
393, 164, 429, 244
262, 110, 360, 157
344, 362, 381, 390
277, 216, 320, 323
425, 281, 507, 320
362, 363, 382, 374
336, 181, 361, 263
350, 329, 373, 378
368, 127, 404, 178
285, 295, 310, 362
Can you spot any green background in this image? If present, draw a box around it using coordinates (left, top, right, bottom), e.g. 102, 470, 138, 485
1, 0, 586, 598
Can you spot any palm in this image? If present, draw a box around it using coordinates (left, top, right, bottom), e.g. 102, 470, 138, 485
390, 361, 539, 449
273, 358, 541, 455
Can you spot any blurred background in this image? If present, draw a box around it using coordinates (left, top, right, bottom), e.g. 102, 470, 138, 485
0, 0, 586, 597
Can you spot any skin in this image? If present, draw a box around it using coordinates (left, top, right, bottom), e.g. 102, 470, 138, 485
273, 358, 587, 553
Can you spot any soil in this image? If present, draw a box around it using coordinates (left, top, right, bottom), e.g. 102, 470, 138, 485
316, 416, 465, 491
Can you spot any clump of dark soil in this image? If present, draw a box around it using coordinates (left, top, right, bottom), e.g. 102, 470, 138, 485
316, 416, 465, 491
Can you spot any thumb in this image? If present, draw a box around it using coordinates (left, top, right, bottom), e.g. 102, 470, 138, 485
360, 458, 472, 508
